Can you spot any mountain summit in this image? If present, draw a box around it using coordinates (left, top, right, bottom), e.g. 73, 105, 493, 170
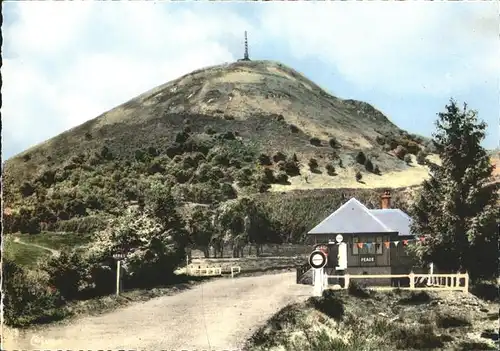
4, 60, 433, 220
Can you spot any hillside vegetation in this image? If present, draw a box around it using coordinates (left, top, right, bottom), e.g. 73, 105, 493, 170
3, 60, 433, 238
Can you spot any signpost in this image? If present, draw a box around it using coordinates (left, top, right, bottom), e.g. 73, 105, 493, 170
309, 250, 327, 296
113, 252, 126, 296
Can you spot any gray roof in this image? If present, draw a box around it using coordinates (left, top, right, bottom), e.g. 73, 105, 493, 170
307, 197, 414, 236
370, 209, 413, 236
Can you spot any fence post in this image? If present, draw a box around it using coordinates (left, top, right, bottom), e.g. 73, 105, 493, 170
116, 260, 121, 296
409, 271, 415, 290
463, 272, 469, 293
344, 274, 350, 289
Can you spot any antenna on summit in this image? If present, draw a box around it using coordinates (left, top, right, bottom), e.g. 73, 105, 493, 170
238, 31, 251, 62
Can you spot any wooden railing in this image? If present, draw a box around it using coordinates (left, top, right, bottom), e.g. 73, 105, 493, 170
324, 272, 469, 293
296, 262, 311, 284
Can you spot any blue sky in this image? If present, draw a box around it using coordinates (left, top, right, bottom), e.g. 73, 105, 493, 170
2, 1, 499, 160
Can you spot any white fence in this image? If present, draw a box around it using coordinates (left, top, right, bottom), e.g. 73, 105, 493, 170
187, 265, 241, 278
322, 271, 469, 293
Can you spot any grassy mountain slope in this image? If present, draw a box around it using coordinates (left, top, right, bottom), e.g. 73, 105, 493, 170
3, 60, 434, 237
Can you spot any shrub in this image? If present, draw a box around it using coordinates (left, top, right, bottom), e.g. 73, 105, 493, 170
283, 160, 300, 176
373, 165, 381, 175
391, 323, 444, 349
375, 135, 386, 145
204, 125, 216, 135
325, 164, 336, 176
258, 153, 272, 166
328, 137, 338, 148
175, 131, 189, 144
348, 281, 371, 298
42, 250, 89, 300
275, 171, 289, 184
338, 159, 343, 168
355, 171, 363, 182
398, 291, 431, 305
308, 158, 318, 170
2, 258, 66, 327
355, 151, 366, 165
20, 181, 35, 197
394, 145, 407, 160
309, 289, 345, 320
262, 168, 275, 184
211, 153, 230, 167
404, 154, 412, 164
289, 124, 300, 133
310, 137, 322, 147
435, 311, 472, 328
221, 183, 237, 199
470, 280, 500, 301
364, 159, 374, 172
273, 152, 287, 163
221, 131, 236, 140
416, 150, 427, 165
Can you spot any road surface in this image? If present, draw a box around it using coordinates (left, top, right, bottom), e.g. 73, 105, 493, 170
4, 272, 312, 350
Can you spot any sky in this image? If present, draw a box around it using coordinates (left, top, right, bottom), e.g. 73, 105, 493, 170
2, 1, 499, 160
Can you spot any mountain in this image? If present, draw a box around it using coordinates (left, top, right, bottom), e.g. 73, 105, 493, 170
3, 60, 433, 235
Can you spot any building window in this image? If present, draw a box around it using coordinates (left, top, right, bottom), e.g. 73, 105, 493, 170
353, 236, 359, 255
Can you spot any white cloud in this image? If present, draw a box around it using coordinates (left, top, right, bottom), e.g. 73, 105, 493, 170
2, 2, 250, 158
258, 1, 499, 95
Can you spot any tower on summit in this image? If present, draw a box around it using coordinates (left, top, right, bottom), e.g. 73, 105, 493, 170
238, 31, 251, 62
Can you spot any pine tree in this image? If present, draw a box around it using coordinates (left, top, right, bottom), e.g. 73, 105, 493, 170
410, 100, 498, 280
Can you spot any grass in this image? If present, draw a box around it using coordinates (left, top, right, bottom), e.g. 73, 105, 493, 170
3, 237, 52, 267
13, 232, 92, 251
244, 289, 497, 351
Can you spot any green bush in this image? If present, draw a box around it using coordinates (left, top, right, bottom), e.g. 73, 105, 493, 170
289, 124, 300, 133
435, 311, 472, 328
258, 153, 272, 166
328, 137, 338, 148
364, 159, 374, 172
275, 171, 289, 184
2, 258, 66, 327
470, 280, 500, 301
41, 250, 89, 300
308, 158, 318, 170
309, 290, 345, 320
325, 164, 336, 176
273, 152, 287, 163
262, 168, 275, 184
348, 281, 371, 298
404, 154, 412, 164
310, 137, 322, 147
283, 160, 300, 176
375, 135, 386, 146
416, 151, 427, 165
221, 183, 237, 199
355, 151, 366, 165
355, 171, 362, 182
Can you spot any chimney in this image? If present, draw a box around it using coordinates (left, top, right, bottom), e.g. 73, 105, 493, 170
381, 190, 391, 209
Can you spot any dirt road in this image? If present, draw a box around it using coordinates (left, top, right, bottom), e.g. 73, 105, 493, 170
4, 272, 312, 350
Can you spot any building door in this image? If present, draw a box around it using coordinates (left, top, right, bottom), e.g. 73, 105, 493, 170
327, 244, 338, 268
